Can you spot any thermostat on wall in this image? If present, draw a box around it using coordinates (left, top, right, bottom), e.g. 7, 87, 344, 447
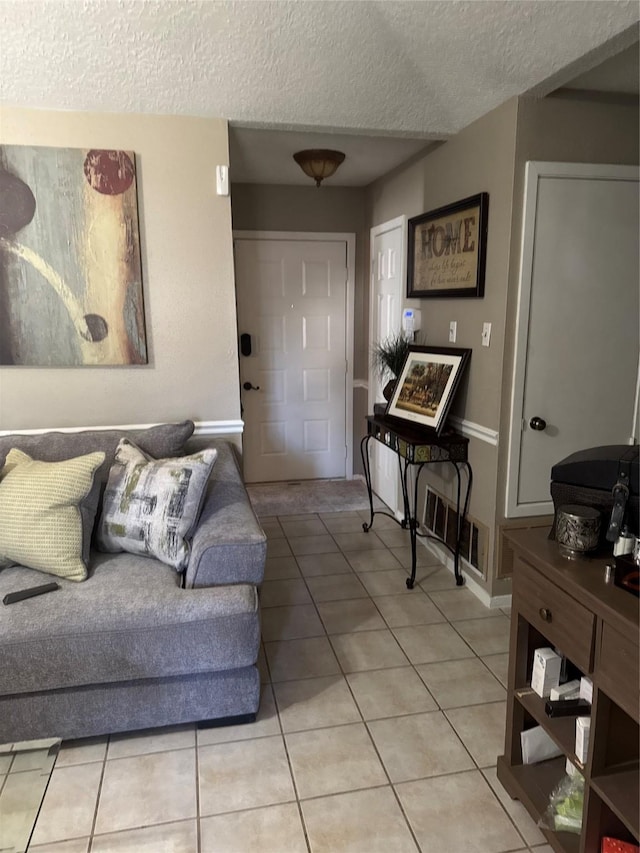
402, 308, 421, 335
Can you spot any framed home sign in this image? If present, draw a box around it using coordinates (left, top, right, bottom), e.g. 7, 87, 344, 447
386, 345, 471, 435
407, 192, 488, 298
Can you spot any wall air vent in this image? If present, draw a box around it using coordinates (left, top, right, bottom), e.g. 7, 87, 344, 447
423, 487, 488, 579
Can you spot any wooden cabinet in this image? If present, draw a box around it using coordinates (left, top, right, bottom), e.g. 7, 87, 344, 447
498, 530, 639, 853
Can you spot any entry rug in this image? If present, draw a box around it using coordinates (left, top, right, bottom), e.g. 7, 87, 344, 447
0, 739, 60, 853
247, 477, 384, 518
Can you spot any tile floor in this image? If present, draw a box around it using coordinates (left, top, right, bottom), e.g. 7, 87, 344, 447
27, 509, 555, 853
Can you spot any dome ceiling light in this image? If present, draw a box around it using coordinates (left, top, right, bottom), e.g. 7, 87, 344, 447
293, 149, 345, 187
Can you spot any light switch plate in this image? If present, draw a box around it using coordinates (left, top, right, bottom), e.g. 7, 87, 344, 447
449, 321, 457, 343
482, 322, 492, 347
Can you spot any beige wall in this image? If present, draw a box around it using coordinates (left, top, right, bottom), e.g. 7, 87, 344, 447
365, 95, 638, 597
366, 98, 519, 595
231, 182, 369, 472
0, 107, 240, 432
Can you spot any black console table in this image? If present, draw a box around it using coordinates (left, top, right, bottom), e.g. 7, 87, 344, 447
360, 414, 472, 588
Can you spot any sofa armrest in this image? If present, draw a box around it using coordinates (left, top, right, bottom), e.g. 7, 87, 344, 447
184, 442, 266, 588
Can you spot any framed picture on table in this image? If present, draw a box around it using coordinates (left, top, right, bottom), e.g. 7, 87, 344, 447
386, 345, 471, 435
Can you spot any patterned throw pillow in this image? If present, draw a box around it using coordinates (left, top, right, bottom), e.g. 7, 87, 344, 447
97, 439, 217, 570
0, 449, 106, 581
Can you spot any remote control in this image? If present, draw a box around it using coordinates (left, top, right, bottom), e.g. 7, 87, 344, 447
545, 698, 591, 718
3, 582, 60, 605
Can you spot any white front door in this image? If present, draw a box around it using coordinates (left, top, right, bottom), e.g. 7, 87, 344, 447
368, 217, 405, 515
506, 162, 639, 517
235, 236, 349, 483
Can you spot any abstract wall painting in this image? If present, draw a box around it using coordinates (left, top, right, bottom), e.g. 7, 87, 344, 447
0, 145, 147, 366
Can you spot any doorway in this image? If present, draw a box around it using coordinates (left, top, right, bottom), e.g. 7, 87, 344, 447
368, 216, 406, 515
235, 231, 355, 483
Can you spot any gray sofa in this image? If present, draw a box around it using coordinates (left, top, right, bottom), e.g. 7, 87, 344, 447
0, 421, 266, 743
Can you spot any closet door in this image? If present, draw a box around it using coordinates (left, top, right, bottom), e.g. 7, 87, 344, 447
506, 162, 639, 518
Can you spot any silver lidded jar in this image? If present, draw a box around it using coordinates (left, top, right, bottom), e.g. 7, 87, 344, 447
555, 505, 601, 560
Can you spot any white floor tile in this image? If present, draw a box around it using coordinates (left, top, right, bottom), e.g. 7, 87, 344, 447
30, 763, 102, 846
198, 736, 295, 817
302, 786, 419, 853
107, 724, 195, 761
396, 769, 524, 853
91, 820, 197, 852
29, 839, 90, 853
201, 803, 307, 853
261, 604, 325, 641
445, 701, 507, 768
94, 749, 196, 834
274, 675, 361, 733
346, 667, 437, 720
330, 629, 409, 672
197, 685, 280, 746
286, 723, 386, 799
368, 710, 474, 783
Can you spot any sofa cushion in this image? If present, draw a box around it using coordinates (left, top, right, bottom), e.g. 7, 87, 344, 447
97, 440, 217, 570
0, 421, 195, 490
0, 552, 260, 696
0, 449, 105, 581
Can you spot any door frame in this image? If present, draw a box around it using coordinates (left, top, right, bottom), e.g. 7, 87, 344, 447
233, 230, 356, 479
505, 161, 639, 518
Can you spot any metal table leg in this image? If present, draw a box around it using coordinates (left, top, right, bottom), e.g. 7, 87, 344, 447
360, 434, 375, 532
451, 461, 473, 586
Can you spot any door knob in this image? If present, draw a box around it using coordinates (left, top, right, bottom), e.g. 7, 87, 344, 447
243, 382, 260, 391
529, 416, 547, 431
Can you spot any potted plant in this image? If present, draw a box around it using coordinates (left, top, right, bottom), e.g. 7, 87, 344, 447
371, 331, 412, 401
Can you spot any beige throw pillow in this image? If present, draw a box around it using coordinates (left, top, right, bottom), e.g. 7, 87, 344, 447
0, 448, 106, 581
97, 439, 217, 570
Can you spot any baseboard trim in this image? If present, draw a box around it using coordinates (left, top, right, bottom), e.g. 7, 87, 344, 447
448, 415, 498, 447
0, 419, 245, 437
194, 420, 244, 436
419, 537, 511, 610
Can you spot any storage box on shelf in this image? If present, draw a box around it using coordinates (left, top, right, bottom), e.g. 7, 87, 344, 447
498, 529, 639, 853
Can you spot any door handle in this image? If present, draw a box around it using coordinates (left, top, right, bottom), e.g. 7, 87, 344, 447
243, 382, 260, 391
529, 416, 547, 431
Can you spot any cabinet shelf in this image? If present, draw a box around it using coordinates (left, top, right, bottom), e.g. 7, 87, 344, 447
497, 755, 580, 853
591, 765, 640, 840
515, 687, 586, 767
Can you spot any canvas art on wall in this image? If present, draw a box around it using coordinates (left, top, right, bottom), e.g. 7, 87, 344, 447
0, 145, 147, 366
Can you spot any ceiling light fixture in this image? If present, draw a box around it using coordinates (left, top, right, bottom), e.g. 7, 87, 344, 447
293, 149, 345, 187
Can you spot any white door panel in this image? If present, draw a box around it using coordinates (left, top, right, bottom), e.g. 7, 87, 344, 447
506, 163, 639, 517
236, 238, 348, 483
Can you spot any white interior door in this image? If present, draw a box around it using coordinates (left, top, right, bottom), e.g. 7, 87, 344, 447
235, 236, 349, 483
506, 162, 639, 517
368, 217, 405, 514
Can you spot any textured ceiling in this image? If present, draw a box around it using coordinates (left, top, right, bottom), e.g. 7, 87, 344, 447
1, 0, 638, 185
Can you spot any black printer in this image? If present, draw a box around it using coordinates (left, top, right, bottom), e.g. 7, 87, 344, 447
550, 444, 639, 546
